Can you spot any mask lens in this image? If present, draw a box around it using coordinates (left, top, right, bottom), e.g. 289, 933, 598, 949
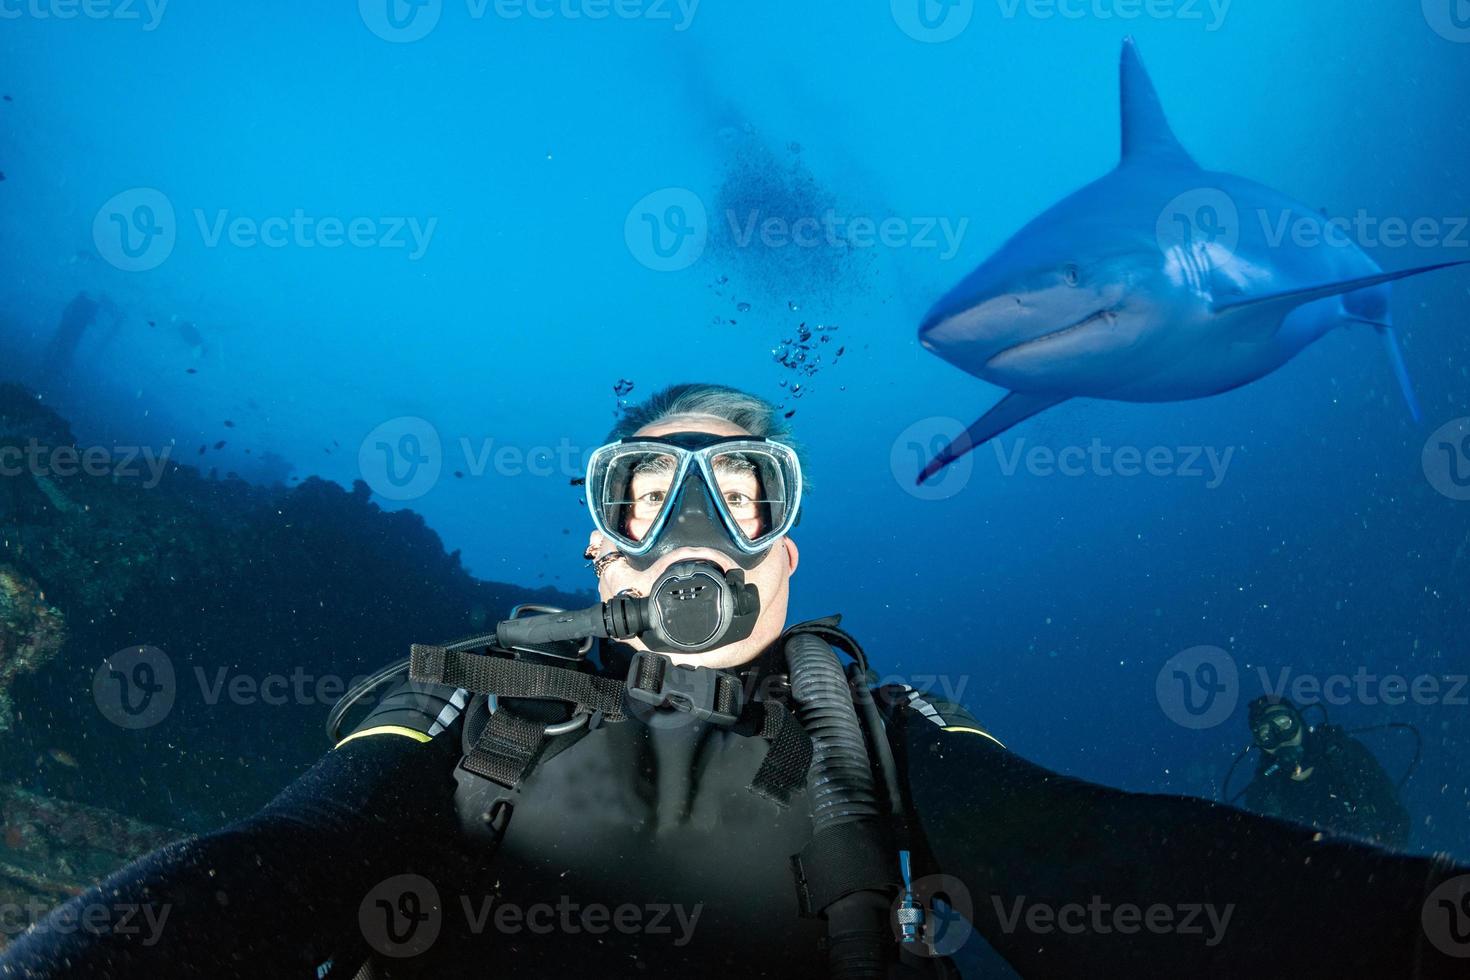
708, 446, 797, 549
593, 448, 682, 550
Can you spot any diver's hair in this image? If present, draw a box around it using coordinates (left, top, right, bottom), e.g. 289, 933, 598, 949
605, 383, 796, 447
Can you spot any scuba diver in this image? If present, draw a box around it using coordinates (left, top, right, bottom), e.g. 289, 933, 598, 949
1237, 696, 1411, 849
2, 383, 1468, 979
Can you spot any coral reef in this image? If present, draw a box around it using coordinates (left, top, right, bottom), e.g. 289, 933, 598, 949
0, 784, 180, 952
0, 566, 67, 732
0, 381, 591, 832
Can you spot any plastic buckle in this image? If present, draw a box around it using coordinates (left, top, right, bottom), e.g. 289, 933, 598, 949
626, 651, 743, 726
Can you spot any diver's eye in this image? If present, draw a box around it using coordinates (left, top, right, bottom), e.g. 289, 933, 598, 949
1063, 265, 1081, 287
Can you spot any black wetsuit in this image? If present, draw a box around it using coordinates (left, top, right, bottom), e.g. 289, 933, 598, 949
2, 637, 1466, 979
1241, 725, 1411, 849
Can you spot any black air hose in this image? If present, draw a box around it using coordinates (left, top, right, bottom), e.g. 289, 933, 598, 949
785, 631, 889, 979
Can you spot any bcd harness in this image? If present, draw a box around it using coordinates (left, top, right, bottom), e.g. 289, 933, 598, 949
401, 614, 937, 979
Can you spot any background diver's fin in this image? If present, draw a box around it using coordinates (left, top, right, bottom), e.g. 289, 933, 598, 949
917, 391, 1067, 485
1376, 326, 1422, 423
1213, 260, 1470, 319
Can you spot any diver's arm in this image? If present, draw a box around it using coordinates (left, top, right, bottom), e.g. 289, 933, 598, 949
1332, 732, 1412, 849
0, 683, 473, 979
884, 693, 1467, 979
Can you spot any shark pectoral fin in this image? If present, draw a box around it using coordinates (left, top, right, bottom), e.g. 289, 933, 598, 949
916, 391, 1067, 485
1376, 327, 1422, 423
1212, 260, 1470, 320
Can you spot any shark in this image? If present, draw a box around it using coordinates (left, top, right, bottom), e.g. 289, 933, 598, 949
915, 38, 1467, 484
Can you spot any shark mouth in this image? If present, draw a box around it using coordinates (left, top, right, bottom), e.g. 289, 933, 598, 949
987, 308, 1119, 366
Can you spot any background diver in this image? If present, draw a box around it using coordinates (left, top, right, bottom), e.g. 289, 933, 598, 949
1, 383, 1466, 979
1234, 695, 1412, 850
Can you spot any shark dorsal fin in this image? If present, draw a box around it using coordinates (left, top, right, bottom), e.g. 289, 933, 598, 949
1120, 37, 1195, 167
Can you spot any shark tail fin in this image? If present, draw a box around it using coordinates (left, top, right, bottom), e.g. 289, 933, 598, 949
1213, 260, 1470, 318
917, 391, 1067, 485
1120, 37, 1195, 167
1377, 326, 1422, 423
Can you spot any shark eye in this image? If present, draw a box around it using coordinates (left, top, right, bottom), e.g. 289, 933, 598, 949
1063, 264, 1081, 287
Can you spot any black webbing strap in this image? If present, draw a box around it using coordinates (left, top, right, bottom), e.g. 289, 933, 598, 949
791, 820, 899, 917
410, 643, 627, 721
460, 707, 550, 789
748, 701, 813, 807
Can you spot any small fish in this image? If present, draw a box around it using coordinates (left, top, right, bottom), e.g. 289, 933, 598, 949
569, 477, 586, 486
453, 471, 464, 479
0, 173, 6, 183
2, 95, 11, 102
223, 420, 235, 428
47, 748, 79, 769
214, 440, 226, 449
148, 320, 156, 327
784, 410, 796, 419
198, 445, 206, 455
186, 368, 198, 374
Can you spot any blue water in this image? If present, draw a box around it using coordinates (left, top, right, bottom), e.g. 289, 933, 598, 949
3, 0, 1467, 866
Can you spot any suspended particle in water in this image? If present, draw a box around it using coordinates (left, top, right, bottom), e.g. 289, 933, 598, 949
788, 300, 800, 312
736, 302, 751, 313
